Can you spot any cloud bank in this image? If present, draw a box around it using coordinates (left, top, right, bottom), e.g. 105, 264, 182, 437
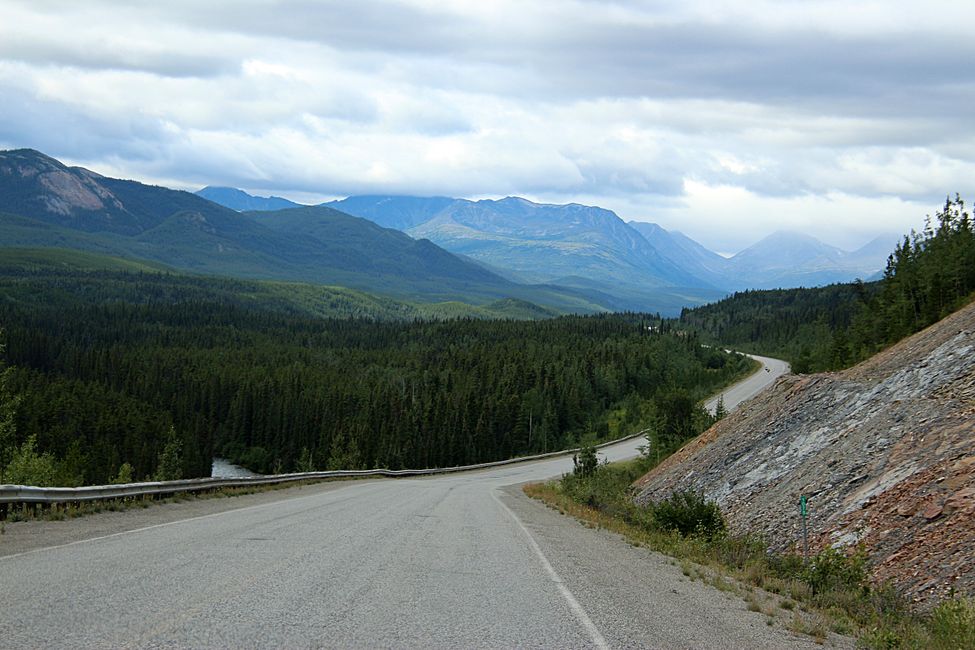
1, 0, 972, 251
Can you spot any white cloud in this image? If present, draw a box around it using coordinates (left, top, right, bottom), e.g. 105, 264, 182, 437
647, 180, 931, 253
0, 0, 973, 251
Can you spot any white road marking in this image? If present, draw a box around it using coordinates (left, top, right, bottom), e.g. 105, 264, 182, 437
492, 490, 610, 650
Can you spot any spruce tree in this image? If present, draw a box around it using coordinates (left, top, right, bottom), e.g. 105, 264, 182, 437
0, 338, 18, 484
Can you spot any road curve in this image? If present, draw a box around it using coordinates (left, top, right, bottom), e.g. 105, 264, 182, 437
1, 356, 825, 649
705, 353, 791, 416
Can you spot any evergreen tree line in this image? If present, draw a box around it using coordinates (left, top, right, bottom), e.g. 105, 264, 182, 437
680, 195, 975, 372
679, 283, 871, 373
0, 288, 750, 485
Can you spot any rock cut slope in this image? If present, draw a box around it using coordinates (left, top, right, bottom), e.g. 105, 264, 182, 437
634, 300, 975, 606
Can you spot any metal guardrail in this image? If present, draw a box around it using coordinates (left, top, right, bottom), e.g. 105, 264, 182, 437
0, 430, 648, 507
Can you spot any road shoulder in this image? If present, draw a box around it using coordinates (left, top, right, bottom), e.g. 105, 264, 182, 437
499, 483, 853, 649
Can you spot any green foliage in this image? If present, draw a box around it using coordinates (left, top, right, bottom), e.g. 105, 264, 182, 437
0, 247, 171, 273
325, 436, 363, 471
0, 248, 423, 321
153, 427, 183, 481
572, 444, 599, 478
55, 439, 87, 487
713, 395, 727, 420
561, 455, 655, 515
857, 195, 975, 347
0, 257, 747, 484
679, 283, 873, 372
561, 457, 727, 542
642, 386, 714, 461
112, 462, 135, 485
926, 598, 975, 650
801, 545, 869, 596
655, 389, 699, 447
0, 261, 751, 484
650, 490, 727, 539
0, 337, 17, 483
4, 434, 58, 486
295, 447, 316, 473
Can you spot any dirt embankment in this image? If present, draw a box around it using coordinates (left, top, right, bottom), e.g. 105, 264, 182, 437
634, 301, 975, 607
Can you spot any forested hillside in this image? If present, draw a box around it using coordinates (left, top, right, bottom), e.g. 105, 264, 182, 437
679, 283, 876, 373
0, 259, 751, 486
681, 196, 975, 372
0, 150, 606, 314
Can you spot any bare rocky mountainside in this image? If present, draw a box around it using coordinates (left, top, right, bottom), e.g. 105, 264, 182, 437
634, 300, 975, 607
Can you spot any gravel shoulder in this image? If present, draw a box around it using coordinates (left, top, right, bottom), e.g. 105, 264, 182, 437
500, 484, 854, 650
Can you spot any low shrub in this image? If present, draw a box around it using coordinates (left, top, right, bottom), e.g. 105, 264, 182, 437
572, 444, 598, 478
927, 598, 975, 650
801, 546, 868, 596
650, 490, 726, 539
561, 455, 652, 515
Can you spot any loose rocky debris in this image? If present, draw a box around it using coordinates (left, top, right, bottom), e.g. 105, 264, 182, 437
634, 300, 975, 608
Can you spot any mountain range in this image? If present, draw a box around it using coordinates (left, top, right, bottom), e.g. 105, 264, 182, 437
627, 222, 897, 291
325, 195, 729, 311
0, 150, 602, 313
321, 195, 896, 294
196, 186, 301, 212
206, 187, 896, 298
0, 150, 899, 316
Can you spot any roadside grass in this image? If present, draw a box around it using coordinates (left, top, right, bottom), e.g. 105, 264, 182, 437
524, 458, 974, 649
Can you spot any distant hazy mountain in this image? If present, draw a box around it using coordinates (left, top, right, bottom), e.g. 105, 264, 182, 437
631, 222, 897, 291
196, 186, 301, 212
327, 195, 726, 311
725, 230, 895, 289
729, 230, 844, 286
847, 234, 901, 274
326, 195, 456, 230
627, 221, 731, 290
198, 186, 901, 301
0, 149, 604, 312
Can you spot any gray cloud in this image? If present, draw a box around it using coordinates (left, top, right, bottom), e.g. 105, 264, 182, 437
0, 85, 175, 164
165, 2, 975, 122
0, 37, 233, 79
0, 0, 972, 251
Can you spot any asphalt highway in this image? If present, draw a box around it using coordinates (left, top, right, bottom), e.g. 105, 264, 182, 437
1, 355, 829, 649
705, 353, 791, 416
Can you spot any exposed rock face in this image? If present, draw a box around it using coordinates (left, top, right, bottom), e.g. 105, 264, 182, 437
634, 300, 975, 607
0, 148, 128, 228
38, 168, 118, 215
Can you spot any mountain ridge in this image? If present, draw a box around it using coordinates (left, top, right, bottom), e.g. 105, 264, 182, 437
0, 149, 605, 313
323, 194, 726, 311
200, 186, 898, 298
197, 186, 301, 212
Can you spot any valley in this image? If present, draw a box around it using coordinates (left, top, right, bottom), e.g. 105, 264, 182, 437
2, 3, 974, 648
0, 150, 972, 650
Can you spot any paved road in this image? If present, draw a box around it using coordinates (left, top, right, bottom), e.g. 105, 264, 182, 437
1, 356, 824, 649
705, 353, 791, 416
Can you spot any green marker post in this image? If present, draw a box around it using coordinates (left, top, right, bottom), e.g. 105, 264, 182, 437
800, 495, 809, 559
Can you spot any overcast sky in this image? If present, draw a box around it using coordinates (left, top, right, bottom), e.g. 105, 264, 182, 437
1, 0, 972, 253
